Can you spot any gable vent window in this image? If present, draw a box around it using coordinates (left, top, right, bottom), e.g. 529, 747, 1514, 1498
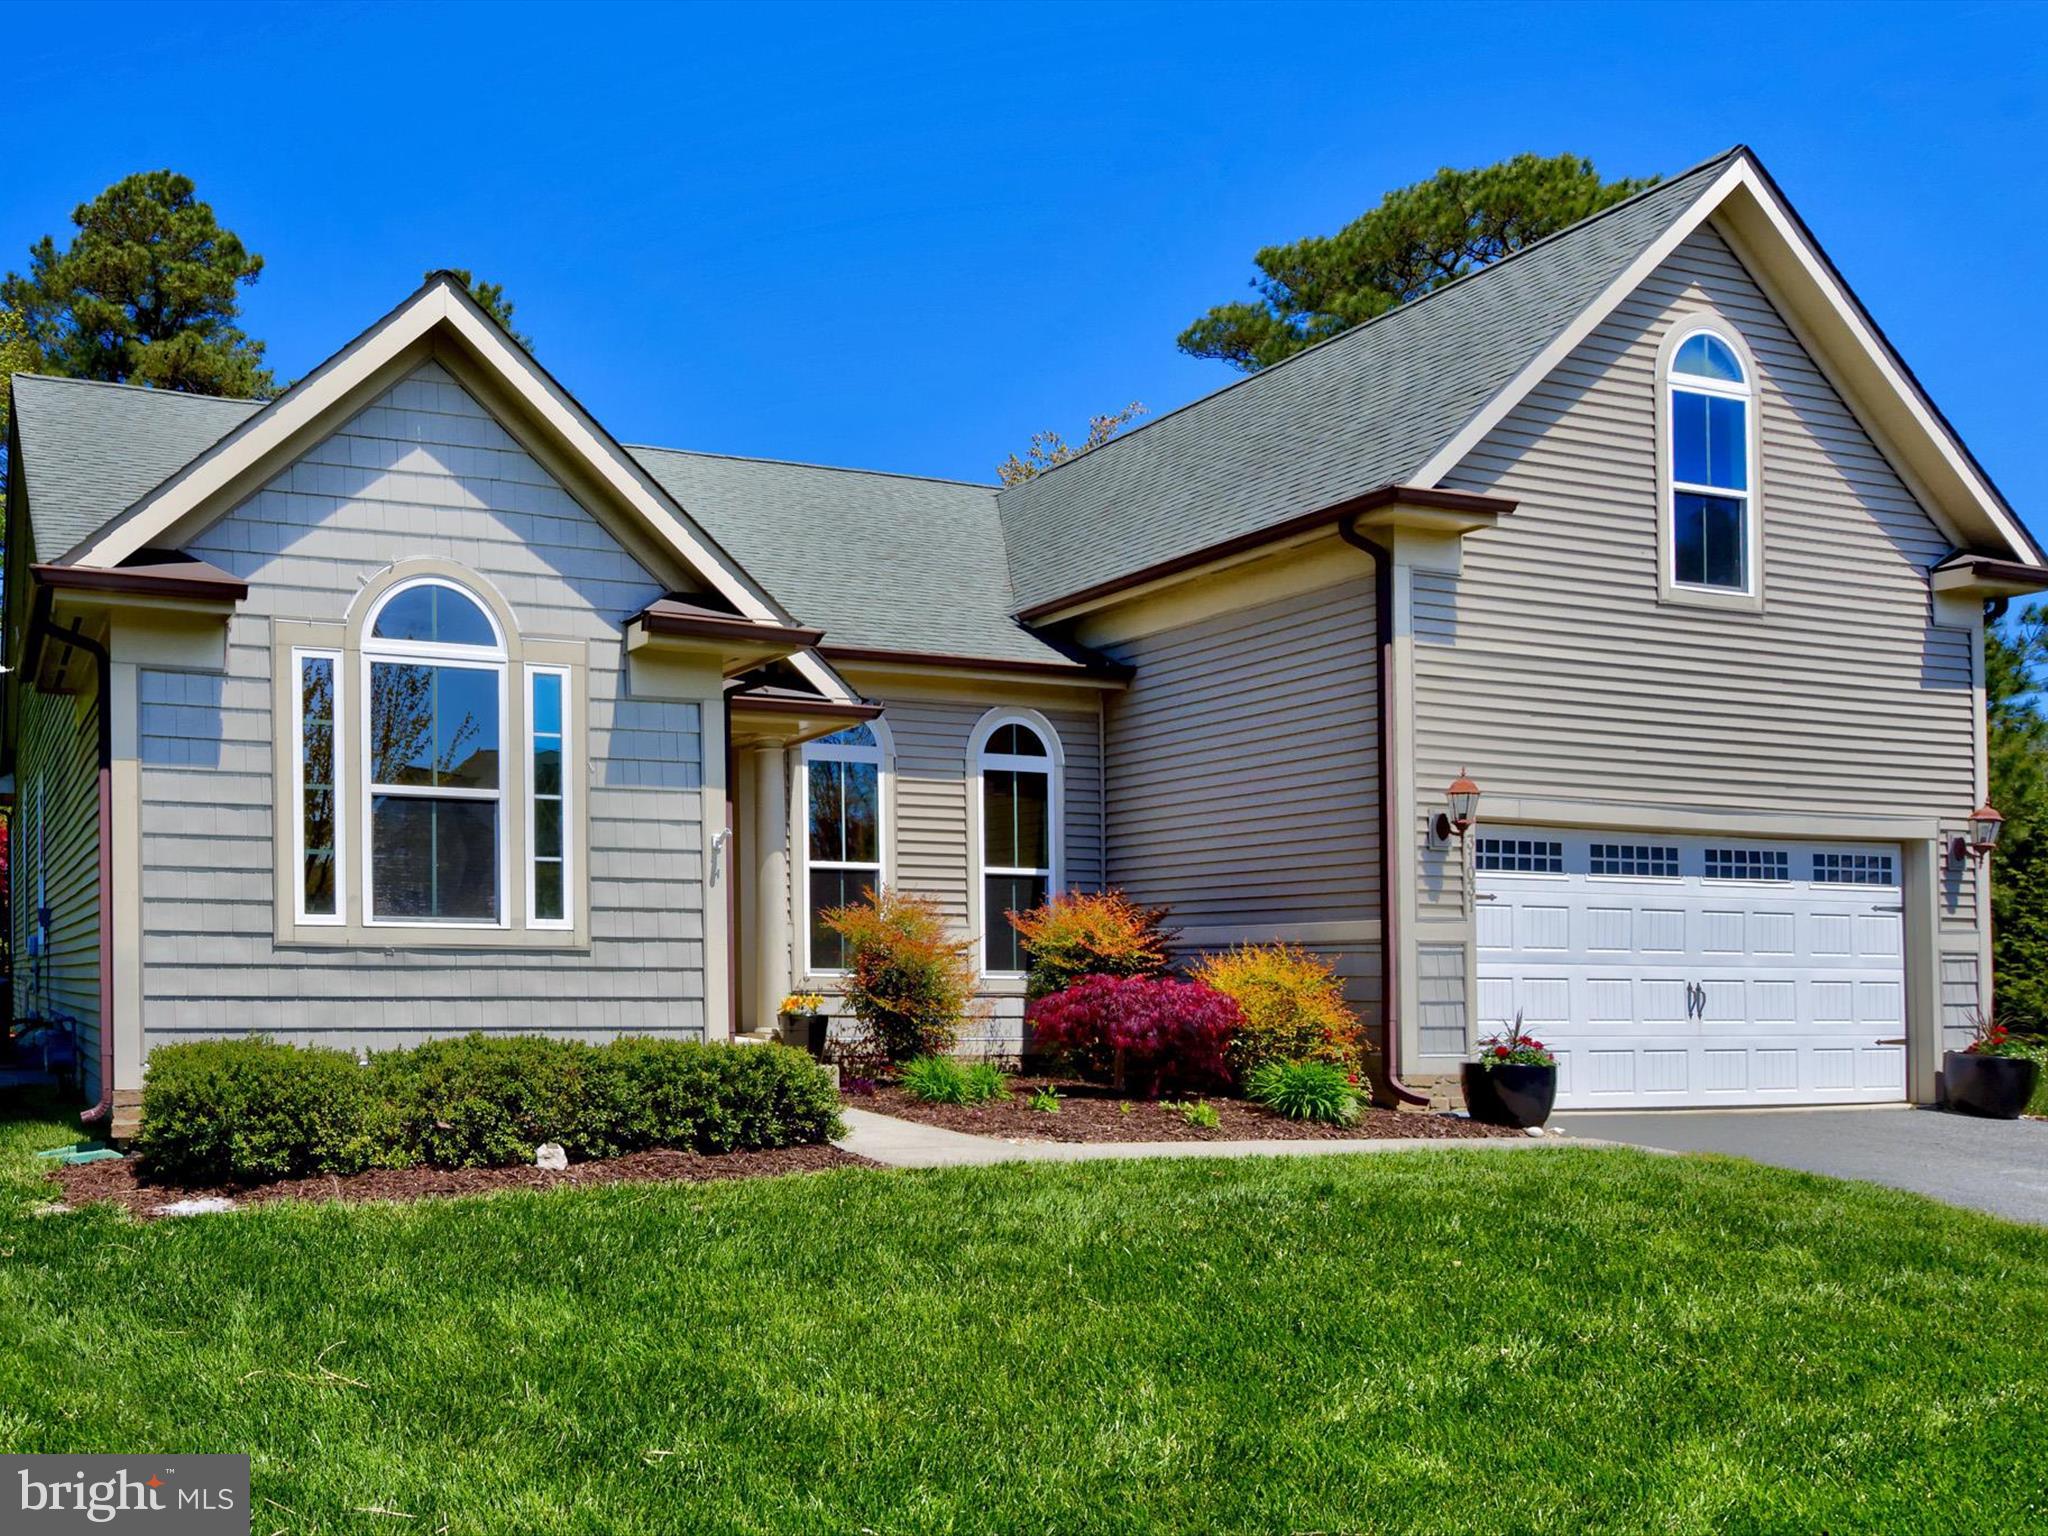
1664, 327, 1756, 595
1704, 847, 1789, 882
1474, 837, 1563, 874
1813, 851, 1896, 886
1589, 843, 1679, 878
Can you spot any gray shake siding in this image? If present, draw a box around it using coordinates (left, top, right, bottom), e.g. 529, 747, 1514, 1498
11, 681, 103, 1099
1099, 575, 1383, 1036
1416, 223, 1983, 1048
136, 362, 712, 1055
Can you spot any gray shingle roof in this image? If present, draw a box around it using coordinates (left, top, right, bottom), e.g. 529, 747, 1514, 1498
10, 375, 261, 559
993, 151, 1739, 613
628, 449, 1064, 665
6, 151, 1735, 659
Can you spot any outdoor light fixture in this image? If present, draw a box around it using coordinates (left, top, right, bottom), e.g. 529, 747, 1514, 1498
1954, 803, 2004, 863
1435, 771, 1481, 842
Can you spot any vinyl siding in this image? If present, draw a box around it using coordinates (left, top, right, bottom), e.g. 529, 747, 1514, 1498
137, 362, 711, 1056
1099, 575, 1383, 1034
11, 678, 102, 1099
1427, 224, 1980, 950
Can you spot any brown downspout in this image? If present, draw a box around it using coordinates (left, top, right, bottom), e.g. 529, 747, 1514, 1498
1338, 521, 1429, 1108
32, 603, 116, 1125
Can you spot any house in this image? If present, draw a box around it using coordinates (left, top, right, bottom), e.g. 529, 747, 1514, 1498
6, 146, 2040, 1136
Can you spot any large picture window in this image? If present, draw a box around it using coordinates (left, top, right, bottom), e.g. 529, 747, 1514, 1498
974, 715, 1059, 975
1664, 326, 1755, 594
803, 723, 885, 972
362, 578, 507, 924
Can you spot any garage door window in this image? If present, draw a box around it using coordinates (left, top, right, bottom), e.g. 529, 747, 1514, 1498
1704, 847, 1789, 881
1590, 843, 1679, 877
1475, 836, 1562, 873
1813, 851, 1896, 885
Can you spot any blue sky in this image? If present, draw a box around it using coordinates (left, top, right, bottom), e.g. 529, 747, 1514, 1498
6, 1, 2045, 538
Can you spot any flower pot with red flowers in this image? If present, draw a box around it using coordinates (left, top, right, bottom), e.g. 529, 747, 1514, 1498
1943, 1015, 2041, 1120
1462, 1014, 1558, 1129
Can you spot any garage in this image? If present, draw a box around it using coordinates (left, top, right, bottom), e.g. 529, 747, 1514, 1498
1473, 829, 1907, 1109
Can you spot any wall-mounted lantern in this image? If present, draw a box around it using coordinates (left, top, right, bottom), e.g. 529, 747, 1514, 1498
1435, 771, 1481, 843
1954, 803, 2004, 863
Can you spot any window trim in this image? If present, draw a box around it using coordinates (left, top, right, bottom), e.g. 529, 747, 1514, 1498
525, 664, 573, 931
268, 559, 591, 951
360, 577, 511, 930
291, 646, 346, 926
1655, 320, 1764, 611
796, 718, 892, 979
966, 708, 1063, 979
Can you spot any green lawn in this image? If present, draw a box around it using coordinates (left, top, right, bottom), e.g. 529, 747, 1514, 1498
4, 1095, 2046, 1534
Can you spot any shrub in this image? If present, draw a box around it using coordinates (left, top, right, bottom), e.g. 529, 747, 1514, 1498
574, 1038, 843, 1156
1007, 890, 1176, 1000
1246, 1060, 1361, 1125
1164, 1099, 1221, 1129
1026, 975, 1240, 1097
372, 1033, 589, 1169
1191, 944, 1364, 1078
899, 1054, 1007, 1106
825, 887, 977, 1062
136, 1037, 379, 1183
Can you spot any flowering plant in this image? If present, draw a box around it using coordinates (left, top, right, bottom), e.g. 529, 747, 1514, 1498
1964, 1013, 2030, 1059
1474, 1012, 1556, 1070
779, 992, 827, 1016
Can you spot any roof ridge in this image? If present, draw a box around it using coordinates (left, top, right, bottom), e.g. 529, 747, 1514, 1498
996, 145, 1748, 497
629, 441, 997, 492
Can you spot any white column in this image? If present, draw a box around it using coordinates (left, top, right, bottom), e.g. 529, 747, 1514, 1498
752, 745, 793, 1037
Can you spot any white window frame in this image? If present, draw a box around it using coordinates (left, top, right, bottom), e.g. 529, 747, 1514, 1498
359, 576, 511, 929
797, 719, 891, 977
291, 645, 346, 925
525, 664, 573, 931
1657, 321, 1763, 609
967, 708, 1063, 978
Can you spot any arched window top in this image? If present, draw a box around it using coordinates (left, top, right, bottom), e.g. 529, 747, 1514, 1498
369, 578, 502, 652
986, 722, 1048, 759
1671, 330, 1746, 388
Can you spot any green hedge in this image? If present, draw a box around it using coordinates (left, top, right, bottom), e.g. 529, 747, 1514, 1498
137, 1034, 843, 1183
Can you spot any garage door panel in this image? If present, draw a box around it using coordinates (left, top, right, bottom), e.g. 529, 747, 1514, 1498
1475, 828, 1906, 1109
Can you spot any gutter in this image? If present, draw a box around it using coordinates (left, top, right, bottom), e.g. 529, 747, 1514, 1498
1336, 519, 1429, 1108
27, 588, 117, 1126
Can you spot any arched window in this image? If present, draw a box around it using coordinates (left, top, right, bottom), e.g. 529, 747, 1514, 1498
972, 712, 1061, 975
362, 577, 507, 923
802, 722, 887, 972
1664, 326, 1755, 594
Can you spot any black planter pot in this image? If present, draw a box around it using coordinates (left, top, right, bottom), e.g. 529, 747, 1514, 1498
1462, 1061, 1558, 1129
784, 1013, 830, 1060
1943, 1051, 2040, 1120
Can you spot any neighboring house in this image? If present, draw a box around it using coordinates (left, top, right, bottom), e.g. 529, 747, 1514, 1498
5, 146, 2040, 1135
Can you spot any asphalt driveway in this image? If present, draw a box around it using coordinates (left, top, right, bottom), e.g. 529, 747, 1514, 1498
1558, 1106, 2048, 1225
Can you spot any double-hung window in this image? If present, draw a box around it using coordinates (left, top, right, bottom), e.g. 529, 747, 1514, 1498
1665, 327, 1755, 594
803, 723, 884, 972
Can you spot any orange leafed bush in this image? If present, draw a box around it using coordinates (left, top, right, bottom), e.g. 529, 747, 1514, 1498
1007, 889, 1175, 999
824, 887, 977, 1063
1189, 943, 1363, 1078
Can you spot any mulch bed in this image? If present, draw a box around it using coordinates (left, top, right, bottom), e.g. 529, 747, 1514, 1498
852, 1077, 1514, 1143
47, 1143, 874, 1219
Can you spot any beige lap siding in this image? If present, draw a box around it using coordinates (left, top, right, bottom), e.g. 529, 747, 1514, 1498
136, 362, 713, 1056
1099, 575, 1383, 1049
12, 681, 105, 1099
1416, 223, 1983, 1049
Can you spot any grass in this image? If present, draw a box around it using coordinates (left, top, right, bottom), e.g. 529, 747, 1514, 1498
4, 1093, 2047, 1534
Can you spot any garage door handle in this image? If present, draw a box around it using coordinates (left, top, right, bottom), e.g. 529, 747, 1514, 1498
1874, 1037, 1906, 1046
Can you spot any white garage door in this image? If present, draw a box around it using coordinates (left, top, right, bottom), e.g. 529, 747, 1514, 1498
1475, 830, 1906, 1109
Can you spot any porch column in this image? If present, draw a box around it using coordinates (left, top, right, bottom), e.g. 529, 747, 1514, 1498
752, 745, 793, 1036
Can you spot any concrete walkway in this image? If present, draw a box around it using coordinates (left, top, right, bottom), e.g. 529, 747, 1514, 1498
1558, 1105, 2048, 1225
835, 1107, 1586, 1169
